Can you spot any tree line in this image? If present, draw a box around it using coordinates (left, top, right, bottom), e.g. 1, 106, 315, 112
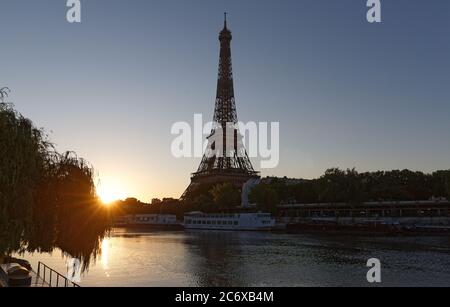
249, 168, 450, 213
112, 168, 450, 218
110, 182, 242, 219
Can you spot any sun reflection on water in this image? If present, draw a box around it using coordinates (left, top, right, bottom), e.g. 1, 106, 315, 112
101, 238, 111, 277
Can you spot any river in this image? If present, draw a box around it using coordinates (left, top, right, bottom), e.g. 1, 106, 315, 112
19, 229, 450, 287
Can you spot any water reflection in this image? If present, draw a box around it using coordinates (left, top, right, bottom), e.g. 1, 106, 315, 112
18, 230, 450, 287
183, 231, 247, 286
101, 238, 110, 277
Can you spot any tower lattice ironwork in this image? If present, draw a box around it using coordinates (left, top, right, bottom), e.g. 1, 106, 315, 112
182, 14, 259, 199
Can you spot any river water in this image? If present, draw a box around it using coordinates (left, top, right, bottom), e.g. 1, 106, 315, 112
19, 229, 450, 287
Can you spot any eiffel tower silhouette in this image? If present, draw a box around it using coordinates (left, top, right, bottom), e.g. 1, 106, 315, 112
182, 14, 259, 199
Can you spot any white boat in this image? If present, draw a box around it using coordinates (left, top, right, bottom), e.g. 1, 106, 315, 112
114, 214, 183, 229
184, 212, 275, 231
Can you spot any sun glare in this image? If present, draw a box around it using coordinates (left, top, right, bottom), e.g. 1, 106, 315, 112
97, 180, 127, 205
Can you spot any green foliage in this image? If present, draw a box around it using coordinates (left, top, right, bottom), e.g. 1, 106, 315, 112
184, 183, 215, 202
248, 184, 279, 214
431, 170, 450, 200
178, 168, 450, 215
46, 153, 109, 270
190, 194, 215, 213
210, 183, 240, 210
114, 197, 183, 218
290, 181, 318, 204
1, 100, 110, 269
270, 168, 450, 205
318, 168, 363, 204
0, 102, 47, 255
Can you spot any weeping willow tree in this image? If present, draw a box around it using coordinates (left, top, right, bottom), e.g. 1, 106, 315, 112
0, 88, 110, 269
0, 94, 41, 255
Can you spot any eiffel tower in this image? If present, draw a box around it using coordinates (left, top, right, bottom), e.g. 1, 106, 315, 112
182, 14, 259, 199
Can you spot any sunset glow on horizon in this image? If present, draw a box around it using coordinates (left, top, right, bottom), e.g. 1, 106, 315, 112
2, 0, 450, 203
96, 177, 129, 204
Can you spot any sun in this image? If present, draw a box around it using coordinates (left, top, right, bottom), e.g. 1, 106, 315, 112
97, 180, 127, 205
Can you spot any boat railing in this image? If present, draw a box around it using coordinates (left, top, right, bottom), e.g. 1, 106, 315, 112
36, 261, 80, 287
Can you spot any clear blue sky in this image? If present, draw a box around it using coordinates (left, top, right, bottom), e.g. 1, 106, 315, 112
1, 0, 449, 201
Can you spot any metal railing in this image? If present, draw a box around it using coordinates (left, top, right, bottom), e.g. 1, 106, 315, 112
36, 261, 80, 287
